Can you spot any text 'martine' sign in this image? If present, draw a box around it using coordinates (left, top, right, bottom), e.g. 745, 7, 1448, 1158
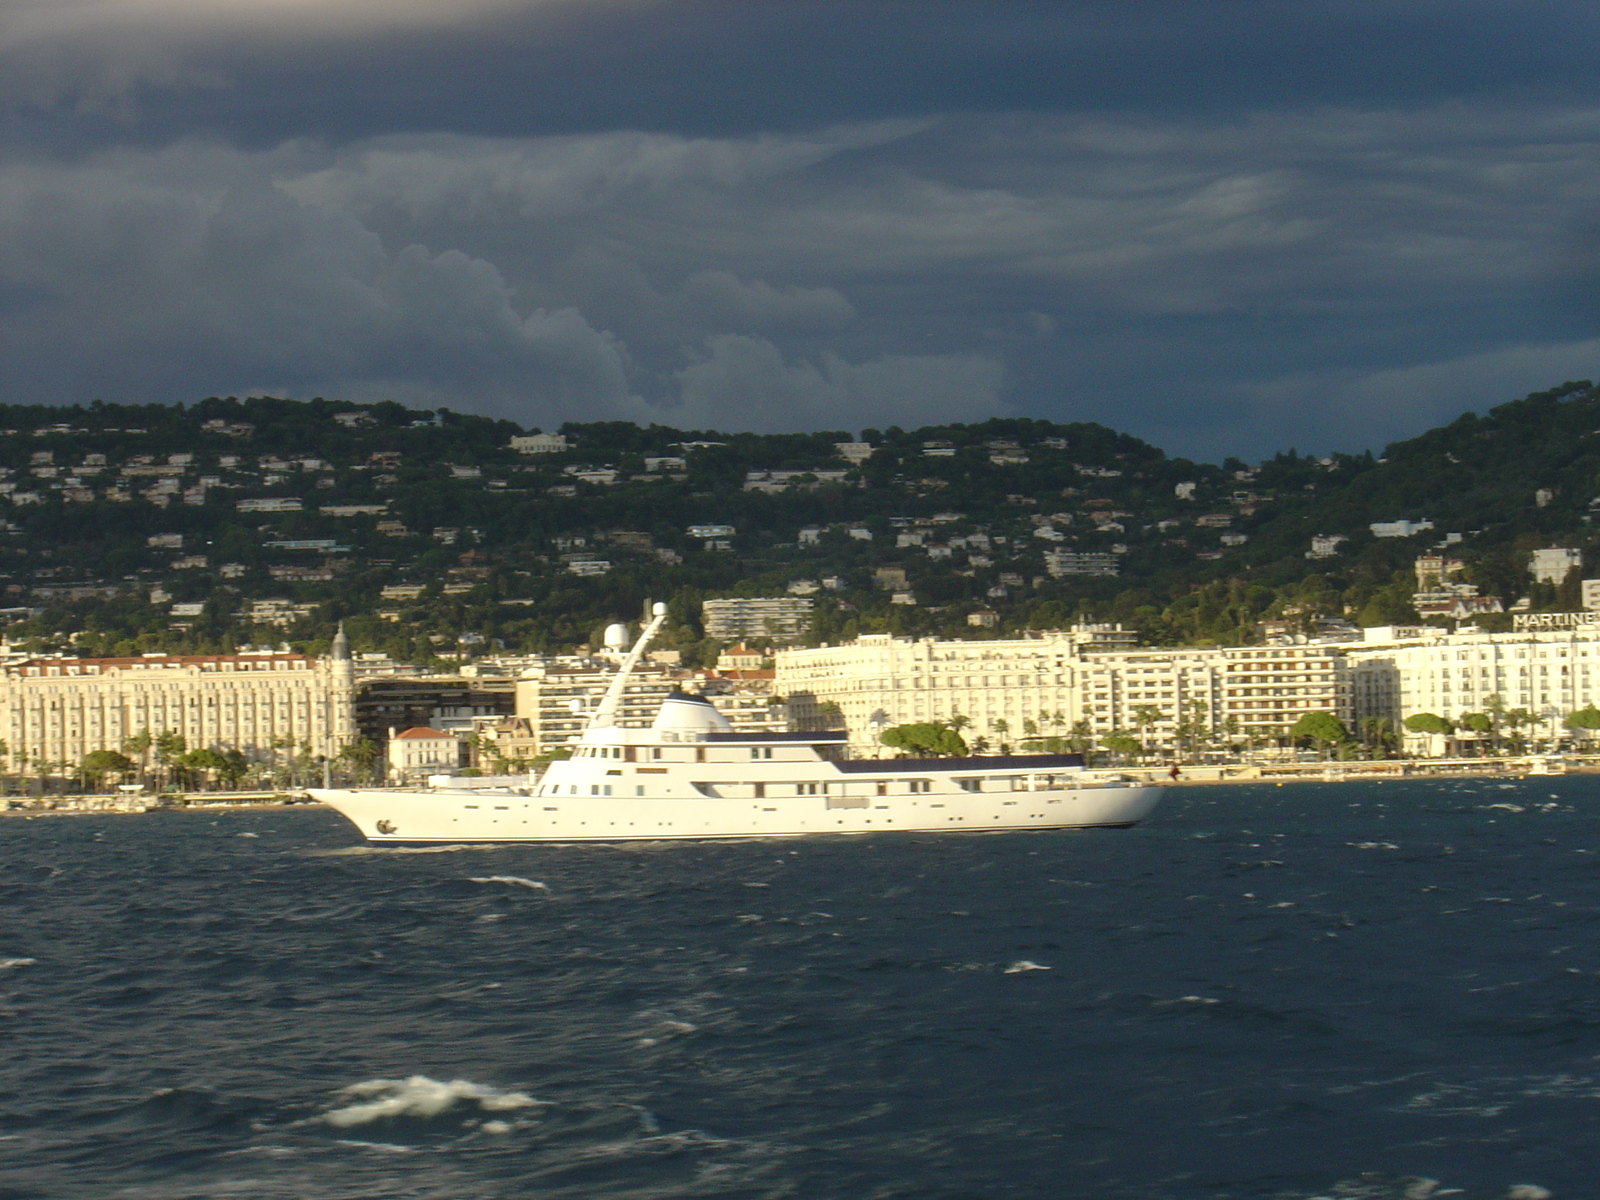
1512, 612, 1600, 631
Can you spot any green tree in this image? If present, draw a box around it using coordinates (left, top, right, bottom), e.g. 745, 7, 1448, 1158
1289, 711, 1350, 759
215, 749, 250, 790
880, 722, 969, 758
80, 749, 134, 792
179, 747, 228, 791
1099, 733, 1141, 763
1404, 712, 1455, 736
1565, 704, 1600, 739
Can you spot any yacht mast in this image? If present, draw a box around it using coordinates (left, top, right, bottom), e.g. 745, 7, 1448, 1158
587, 601, 669, 730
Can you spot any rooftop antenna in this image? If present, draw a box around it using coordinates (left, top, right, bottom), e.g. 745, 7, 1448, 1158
588, 600, 669, 730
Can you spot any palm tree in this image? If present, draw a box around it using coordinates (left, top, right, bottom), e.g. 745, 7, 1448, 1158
1483, 694, 1508, 755
154, 730, 187, 791
1131, 705, 1164, 761
270, 734, 296, 786
1182, 699, 1210, 760
121, 729, 152, 788
1504, 708, 1536, 756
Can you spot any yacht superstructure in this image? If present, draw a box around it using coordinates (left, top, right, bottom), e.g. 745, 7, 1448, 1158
311, 605, 1163, 842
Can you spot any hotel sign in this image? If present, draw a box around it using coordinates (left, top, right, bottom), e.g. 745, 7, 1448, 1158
1512, 611, 1600, 631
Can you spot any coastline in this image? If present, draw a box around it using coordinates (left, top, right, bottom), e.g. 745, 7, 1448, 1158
1127, 755, 1597, 785
3, 755, 1591, 818
1, 799, 321, 817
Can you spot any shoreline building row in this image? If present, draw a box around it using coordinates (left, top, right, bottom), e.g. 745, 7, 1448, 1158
0, 628, 356, 773
775, 626, 1351, 755
776, 619, 1600, 756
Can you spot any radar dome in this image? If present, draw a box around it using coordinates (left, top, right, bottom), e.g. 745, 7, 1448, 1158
651, 691, 733, 733
603, 622, 629, 650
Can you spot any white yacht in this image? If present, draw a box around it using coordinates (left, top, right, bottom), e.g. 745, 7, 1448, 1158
311, 605, 1163, 843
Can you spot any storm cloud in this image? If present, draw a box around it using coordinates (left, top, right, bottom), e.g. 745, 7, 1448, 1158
4, 1, 1600, 457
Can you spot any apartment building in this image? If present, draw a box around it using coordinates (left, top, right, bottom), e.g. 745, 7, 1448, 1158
701, 597, 814, 643
514, 663, 679, 756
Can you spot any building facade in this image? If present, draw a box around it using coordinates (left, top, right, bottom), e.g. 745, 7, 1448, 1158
701, 597, 814, 643
514, 664, 679, 757
1349, 625, 1600, 745
387, 726, 466, 781
776, 633, 1351, 755
0, 630, 355, 773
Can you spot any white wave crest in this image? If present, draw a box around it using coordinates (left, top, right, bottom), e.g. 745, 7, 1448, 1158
0, 958, 36, 970
1004, 960, 1051, 974
334, 1139, 416, 1153
469, 876, 549, 891
322, 1076, 541, 1128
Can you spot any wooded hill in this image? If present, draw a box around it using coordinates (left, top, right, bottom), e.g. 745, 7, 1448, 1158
1, 382, 1597, 664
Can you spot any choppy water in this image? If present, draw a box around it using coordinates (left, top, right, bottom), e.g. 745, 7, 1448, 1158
1, 779, 1595, 1199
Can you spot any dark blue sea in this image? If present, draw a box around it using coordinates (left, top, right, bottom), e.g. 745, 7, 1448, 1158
1, 778, 1595, 1200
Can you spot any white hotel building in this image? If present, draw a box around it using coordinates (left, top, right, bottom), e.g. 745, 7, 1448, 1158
1347, 618, 1600, 738
775, 630, 1350, 754
0, 629, 356, 772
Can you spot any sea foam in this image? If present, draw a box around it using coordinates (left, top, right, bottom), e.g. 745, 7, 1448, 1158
0, 958, 36, 971
321, 1076, 541, 1128
468, 876, 550, 891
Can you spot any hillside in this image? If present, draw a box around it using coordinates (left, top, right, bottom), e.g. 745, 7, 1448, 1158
0, 384, 1596, 664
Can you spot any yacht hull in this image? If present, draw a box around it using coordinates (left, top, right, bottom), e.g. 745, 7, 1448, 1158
309, 783, 1164, 843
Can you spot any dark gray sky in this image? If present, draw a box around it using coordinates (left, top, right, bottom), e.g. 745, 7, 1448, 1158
4, 0, 1600, 459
